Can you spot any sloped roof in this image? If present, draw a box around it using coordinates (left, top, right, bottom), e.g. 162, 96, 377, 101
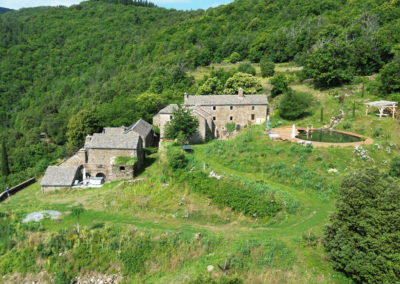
103, 127, 126, 135
85, 132, 140, 150
41, 166, 79, 187
185, 94, 268, 106
126, 119, 153, 137
158, 104, 178, 114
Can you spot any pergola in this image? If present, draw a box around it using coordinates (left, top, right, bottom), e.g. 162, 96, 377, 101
365, 100, 398, 118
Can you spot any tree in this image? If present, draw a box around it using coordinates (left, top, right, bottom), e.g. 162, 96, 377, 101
303, 42, 355, 88
270, 74, 289, 98
66, 108, 101, 151
229, 52, 241, 63
279, 90, 312, 120
135, 93, 166, 121
389, 157, 400, 177
324, 169, 400, 283
224, 72, 262, 94
165, 105, 199, 142
198, 77, 222, 95
260, 57, 275, 77
379, 58, 400, 94
1, 141, 10, 177
237, 63, 256, 76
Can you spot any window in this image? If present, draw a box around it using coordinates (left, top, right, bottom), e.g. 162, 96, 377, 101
251, 114, 255, 120
230, 106, 233, 110
213, 106, 216, 110
213, 116, 216, 121
170, 115, 173, 119
252, 106, 255, 110
230, 116, 233, 121
119, 166, 126, 171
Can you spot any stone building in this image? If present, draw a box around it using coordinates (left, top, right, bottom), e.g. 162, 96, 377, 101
41, 121, 146, 192
41, 166, 83, 193
125, 119, 154, 147
83, 131, 144, 181
153, 89, 268, 142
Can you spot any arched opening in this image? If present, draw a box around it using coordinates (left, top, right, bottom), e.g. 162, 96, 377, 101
96, 173, 106, 179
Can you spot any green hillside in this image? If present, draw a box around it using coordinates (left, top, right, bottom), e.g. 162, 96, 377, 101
1, 0, 400, 282
1, 0, 400, 188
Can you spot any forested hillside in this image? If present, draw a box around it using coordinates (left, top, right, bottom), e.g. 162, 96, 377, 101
1, 0, 400, 188
0, 8, 12, 14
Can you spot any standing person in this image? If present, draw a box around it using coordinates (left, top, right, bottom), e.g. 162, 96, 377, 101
6, 186, 10, 197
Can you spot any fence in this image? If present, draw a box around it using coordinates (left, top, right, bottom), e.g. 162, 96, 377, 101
0, 178, 36, 202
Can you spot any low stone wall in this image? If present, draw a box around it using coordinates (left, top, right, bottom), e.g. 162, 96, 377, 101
0, 178, 36, 202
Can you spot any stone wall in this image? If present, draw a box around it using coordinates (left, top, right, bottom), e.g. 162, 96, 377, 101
201, 104, 267, 131
155, 105, 267, 142
154, 113, 172, 140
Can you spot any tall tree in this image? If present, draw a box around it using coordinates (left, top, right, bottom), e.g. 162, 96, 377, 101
1, 141, 9, 176
324, 169, 400, 283
66, 108, 101, 152
165, 105, 199, 142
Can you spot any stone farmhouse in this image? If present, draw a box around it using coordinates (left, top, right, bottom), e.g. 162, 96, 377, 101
41, 120, 153, 192
153, 89, 268, 142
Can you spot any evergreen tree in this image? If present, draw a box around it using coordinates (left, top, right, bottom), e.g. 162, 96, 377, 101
1, 141, 9, 176
270, 74, 289, 98
279, 90, 312, 120
324, 169, 400, 283
260, 57, 275, 77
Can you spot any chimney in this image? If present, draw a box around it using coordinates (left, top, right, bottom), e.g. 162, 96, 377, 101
238, 88, 244, 98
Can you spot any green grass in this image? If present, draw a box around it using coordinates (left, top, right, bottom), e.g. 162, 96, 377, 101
2, 62, 399, 283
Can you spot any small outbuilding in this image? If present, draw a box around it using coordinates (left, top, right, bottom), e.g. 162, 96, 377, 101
41, 166, 82, 193
365, 100, 398, 118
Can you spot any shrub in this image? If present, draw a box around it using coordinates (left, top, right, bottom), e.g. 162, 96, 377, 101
279, 90, 312, 120
225, 122, 236, 133
167, 149, 189, 170
260, 57, 275, 77
379, 58, 400, 94
237, 63, 256, 76
270, 74, 289, 98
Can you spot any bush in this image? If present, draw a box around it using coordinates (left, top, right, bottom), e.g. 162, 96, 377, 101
260, 57, 275, 77
225, 122, 236, 133
279, 90, 312, 120
167, 149, 189, 170
270, 74, 289, 98
379, 58, 400, 95
237, 63, 256, 76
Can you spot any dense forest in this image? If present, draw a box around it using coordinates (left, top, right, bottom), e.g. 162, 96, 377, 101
1, 0, 400, 189
0, 8, 13, 14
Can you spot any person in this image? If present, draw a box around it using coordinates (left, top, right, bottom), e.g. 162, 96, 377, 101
6, 186, 10, 197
